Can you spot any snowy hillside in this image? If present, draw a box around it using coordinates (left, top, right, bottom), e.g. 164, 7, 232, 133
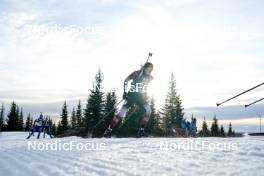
0, 132, 264, 176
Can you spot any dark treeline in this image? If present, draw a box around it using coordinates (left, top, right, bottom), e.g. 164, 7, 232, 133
0, 102, 55, 135
0, 102, 24, 131
199, 116, 235, 137
0, 69, 236, 138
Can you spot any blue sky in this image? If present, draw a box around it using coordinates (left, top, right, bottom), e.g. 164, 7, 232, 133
0, 0, 263, 132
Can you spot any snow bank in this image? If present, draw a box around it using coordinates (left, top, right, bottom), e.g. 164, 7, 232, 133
0, 132, 263, 176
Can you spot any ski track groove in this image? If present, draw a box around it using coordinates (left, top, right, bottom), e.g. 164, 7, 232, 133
26, 139, 136, 176
2, 146, 70, 176
1, 133, 264, 176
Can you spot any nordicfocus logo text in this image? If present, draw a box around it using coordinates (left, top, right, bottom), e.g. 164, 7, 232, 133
94, 83, 149, 93
129, 83, 148, 93
28, 140, 106, 151
160, 140, 238, 151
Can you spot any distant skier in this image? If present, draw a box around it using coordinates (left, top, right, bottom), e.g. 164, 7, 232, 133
181, 118, 187, 137
190, 118, 197, 137
26, 113, 43, 139
104, 62, 154, 137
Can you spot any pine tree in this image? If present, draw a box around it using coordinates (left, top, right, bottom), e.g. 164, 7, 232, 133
18, 108, 24, 131
16, 106, 20, 126
61, 101, 68, 132
200, 117, 210, 137
228, 122, 234, 137
84, 69, 104, 137
25, 113, 32, 131
71, 107, 77, 129
76, 100, 83, 127
51, 122, 57, 136
7, 102, 19, 131
47, 118, 54, 136
220, 125, 225, 137
57, 121, 63, 135
104, 91, 117, 129
160, 73, 184, 136
0, 104, 4, 131
154, 113, 163, 136
29, 116, 33, 129
146, 97, 160, 136
211, 116, 220, 137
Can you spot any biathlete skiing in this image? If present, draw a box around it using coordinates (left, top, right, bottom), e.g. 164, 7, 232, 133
103, 53, 154, 138
26, 113, 43, 139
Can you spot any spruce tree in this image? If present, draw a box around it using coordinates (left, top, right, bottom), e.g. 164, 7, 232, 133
71, 107, 77, 129
228, 122, 234, 137
0, 104, 4, 131
84, 69, 104, 137
220, 125, 225, 137
146, 97, 160, 135
18, 108, 24, 131
57, 121, 63, 135
211, 116, 220, 137
61, 101, 68, 132
47, 118, 54, 136
104, 91, 117, 129
25, 113, 31, 131
160, 73, 184, 136
16, 106, 20, 127
7, 102, 19, 131
51, 122, 57, 136
200, 117, 210, 137
76, 100, 83, 127
29, 116, 33, 129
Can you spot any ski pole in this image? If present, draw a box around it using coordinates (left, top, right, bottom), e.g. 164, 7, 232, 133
216, 82, 264, 107
245, 98, 264, 108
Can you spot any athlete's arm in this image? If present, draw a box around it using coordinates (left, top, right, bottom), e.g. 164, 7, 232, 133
123, 70, 140, 92
124, 70, 140, 82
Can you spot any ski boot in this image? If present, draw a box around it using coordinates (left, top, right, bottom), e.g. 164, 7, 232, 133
137, 128, 146, 138
103, 128, 112, 138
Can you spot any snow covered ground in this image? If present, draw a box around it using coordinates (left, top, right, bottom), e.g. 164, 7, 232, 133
0, 132, 264, 176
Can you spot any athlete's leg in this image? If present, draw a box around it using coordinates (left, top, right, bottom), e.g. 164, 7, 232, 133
43, 127, 46, 138
139, 103, 152, 128
26, 128, 34, 139
109, 103, 129, 129
37, 126, 41, 139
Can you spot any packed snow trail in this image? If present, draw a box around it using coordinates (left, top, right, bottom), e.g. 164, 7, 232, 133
0, 132, 264, 176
